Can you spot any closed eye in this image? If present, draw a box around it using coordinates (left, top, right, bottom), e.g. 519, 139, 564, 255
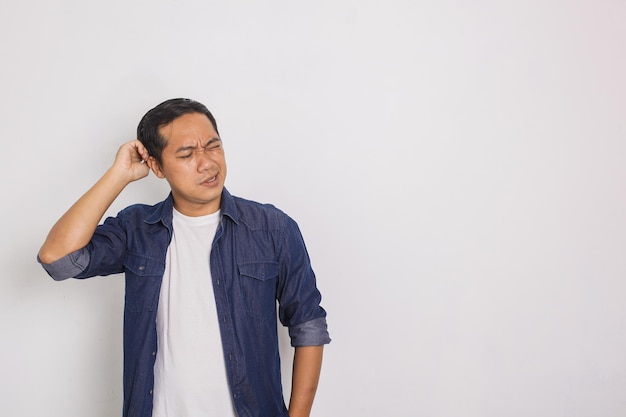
204, 138, 222, 151
174, 138, 222, 157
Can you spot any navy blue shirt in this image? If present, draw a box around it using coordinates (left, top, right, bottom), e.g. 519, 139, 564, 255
40, 189, 330, 417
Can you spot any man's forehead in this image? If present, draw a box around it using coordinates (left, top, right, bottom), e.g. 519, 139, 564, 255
159, 113, 218, 143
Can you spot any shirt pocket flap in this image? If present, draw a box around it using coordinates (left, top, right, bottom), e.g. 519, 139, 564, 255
238, 261, 279, 282
124, 253, 164, 277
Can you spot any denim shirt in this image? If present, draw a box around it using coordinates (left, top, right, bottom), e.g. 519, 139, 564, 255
39, 188, 330, 417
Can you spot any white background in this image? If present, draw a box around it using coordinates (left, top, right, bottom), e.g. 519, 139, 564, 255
1, 1, 625, 416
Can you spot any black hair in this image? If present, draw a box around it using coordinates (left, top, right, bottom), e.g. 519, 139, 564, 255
137, 98, 219, 164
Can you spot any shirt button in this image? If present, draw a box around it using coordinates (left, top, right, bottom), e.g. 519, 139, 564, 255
149, 390, 153, 395
152, 351, 156, 356
138, 265, 145, 271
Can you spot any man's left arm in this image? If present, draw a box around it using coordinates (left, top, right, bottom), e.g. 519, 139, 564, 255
288, 345, 324, 417
277, 216, 331, 416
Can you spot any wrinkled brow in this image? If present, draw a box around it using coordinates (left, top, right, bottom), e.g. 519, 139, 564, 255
174, 137, 221, 153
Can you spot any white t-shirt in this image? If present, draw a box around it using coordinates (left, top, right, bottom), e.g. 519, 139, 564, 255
152, 208, 237, 417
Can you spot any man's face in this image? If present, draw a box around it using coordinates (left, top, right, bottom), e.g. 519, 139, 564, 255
149, 112, 227, 216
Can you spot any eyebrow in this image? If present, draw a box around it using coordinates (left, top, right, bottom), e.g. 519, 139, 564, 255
174, 137, 221, 153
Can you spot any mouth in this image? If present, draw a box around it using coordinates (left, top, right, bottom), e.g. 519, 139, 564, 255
200, 175, 218, 185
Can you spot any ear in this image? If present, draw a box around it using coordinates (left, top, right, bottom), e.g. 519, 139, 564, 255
147, 156, 165, 179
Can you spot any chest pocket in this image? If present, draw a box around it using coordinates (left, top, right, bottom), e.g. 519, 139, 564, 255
238, 261, 279, 321
124, 253, 165, 313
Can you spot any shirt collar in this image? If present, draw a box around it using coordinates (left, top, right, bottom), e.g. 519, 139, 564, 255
144, 187, 239, 227
220, 188, 240, 225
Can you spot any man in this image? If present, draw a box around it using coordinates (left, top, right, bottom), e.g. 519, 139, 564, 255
38, 98, 330, 417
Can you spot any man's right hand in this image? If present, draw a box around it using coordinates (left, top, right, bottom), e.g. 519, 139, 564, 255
110, 140, 151, 183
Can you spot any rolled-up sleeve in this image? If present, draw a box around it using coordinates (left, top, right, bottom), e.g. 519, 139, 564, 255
276, 214, 331, 347
288, 316, 331, 347
37, 247, 90, 281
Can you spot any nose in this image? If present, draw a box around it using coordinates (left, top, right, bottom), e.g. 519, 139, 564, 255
196, 149, 214, 172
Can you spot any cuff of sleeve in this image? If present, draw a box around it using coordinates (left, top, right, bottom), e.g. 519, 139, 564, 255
288, 317, 331, 347
37, 248, 90, 281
